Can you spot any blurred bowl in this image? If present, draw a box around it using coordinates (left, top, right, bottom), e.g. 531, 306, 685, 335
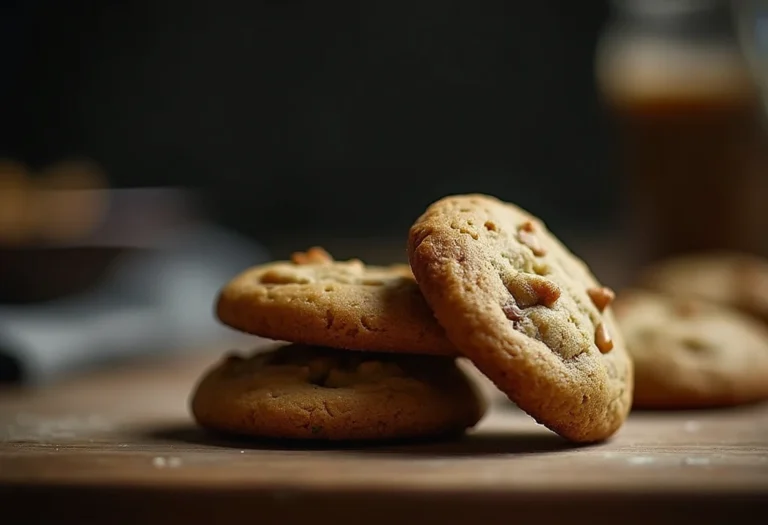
0, 188, 199, 304
0, 246, 134, 304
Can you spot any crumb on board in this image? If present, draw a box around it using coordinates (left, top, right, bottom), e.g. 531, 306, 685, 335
152, 456, 182, 468
3, 413, 115, 441
684, 420, 701, 433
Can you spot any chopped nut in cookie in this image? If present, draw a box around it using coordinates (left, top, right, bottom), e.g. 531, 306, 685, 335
532, 261, 551, 276
259, 269, 311, 285
519, 220, 535, 233
674, 299, 701, 317
504, 272, 561, 308
517, 221, 547, 256
680, 337, 713, 352
502, 300, 524, 322
595, 323, 614, 354
587, 286, 615, 312
291, 246, 333, 265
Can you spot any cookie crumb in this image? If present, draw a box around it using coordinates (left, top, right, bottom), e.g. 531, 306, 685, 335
627, 456, 656, 465
152, 456, 181, 468
587, 286, 615, 312
595, 323, 614, 353
683, 456, 710, 466
684, 420, 701, 433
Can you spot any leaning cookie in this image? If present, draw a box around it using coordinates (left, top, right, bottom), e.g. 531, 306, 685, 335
638, 252, 768, 325
216, 247, 457, 356
190, 343, 486, 441
408, 194, 633, 443
614, 289, 768, 409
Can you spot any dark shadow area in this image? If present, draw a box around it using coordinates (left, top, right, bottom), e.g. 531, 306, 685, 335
5, 482, 767, 525
0, 353, 23, 384
143, 424, 589, 456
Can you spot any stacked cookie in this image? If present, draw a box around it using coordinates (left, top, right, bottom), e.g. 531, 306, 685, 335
191, 194, 634, 443
191, 246, 486, 442
614, 253, 768, 409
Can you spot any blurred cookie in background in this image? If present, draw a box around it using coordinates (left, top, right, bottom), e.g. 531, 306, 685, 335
0, 160, 39, 246
0, 158, 108, 247
32, 159, 109, 244
637, 252, 768, 325
614, 289, 768, 409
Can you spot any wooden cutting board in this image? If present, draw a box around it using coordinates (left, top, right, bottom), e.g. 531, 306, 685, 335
1, 343, 767, 525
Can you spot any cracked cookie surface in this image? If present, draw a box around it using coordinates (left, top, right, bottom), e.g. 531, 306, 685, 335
215, 247, 457, 355
408, 194, 633, 443
614, 289, 768, 409
190, 343, 486, 440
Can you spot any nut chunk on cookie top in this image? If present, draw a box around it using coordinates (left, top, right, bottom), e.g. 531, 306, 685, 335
407, 194, 633, 443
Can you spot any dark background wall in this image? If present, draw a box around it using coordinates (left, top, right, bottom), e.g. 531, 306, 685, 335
2, 0, 618, 243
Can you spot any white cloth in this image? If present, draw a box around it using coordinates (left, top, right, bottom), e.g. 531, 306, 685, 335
0, 224, 267, 384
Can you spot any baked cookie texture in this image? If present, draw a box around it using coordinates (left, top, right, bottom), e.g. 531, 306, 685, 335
408, 194, 633, 443
190, 343, 486, 440
216, 247, 457, 356
614, 289, 768, 409
638, 252, 768, 325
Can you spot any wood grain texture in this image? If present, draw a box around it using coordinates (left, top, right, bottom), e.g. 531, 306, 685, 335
1, 345, 767, 525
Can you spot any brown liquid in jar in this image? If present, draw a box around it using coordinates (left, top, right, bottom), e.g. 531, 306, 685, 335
598, 43, 768, 264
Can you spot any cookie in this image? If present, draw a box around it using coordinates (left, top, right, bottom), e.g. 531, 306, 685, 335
408, 194, 633, 443
216, 247, 457, 355
638, 252, 768, 324
190, 343, 486, 440
614, 289, 768, 409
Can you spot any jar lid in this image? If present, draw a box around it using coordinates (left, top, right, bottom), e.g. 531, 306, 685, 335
610, 0, 734, 36
611, 0, 725, 19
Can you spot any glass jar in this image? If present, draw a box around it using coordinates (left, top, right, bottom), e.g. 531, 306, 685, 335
733, 0, 768, 112
595, 0, 768, 269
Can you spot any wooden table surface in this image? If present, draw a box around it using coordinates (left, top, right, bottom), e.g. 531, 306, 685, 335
1, 343, 767, 525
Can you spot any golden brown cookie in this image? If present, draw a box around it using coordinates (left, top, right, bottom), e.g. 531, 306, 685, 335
190, 343, 486, 440
614, 289, 768, 409
216, 247, 457, 355
408, 194, 633, 443
638, 252, 768, 325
